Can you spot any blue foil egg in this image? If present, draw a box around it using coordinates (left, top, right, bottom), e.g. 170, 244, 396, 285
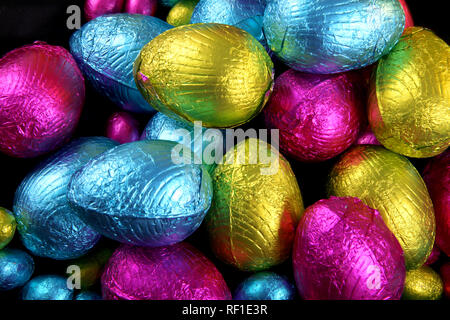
67, 140, 213, 247
13, 137, 119, 260
0, 248, 34, 291
75, 291, 102, 300
263, 0, 405, 74
234, 272, 296, 300
22, 275, 73, 300
70, 14, 172, 113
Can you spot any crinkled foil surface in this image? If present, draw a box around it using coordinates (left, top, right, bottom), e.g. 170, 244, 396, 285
84, 0, 125, 21
22, 275, 73, 300
125, 0, 157, 15
0, 248, 34, 291
234, 271, 295, 300
106, 112, 140, 144
403, 266, 443, 300
0, 207, 16, 250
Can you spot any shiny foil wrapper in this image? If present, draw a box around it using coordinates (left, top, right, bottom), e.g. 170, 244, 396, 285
125, 0, 157, 15
84, 0, 125, 21
13, 137, 118, 260
234, 272, 295, 300
403, 266, 443, 300
263, 0, 405, 74
68, 140, 213, 247
0, 249, 34, 291
423, 150, 450, 256
398, 0, 414, 30
293, 197, 406, 300
206, 138, 304, 271
106, 112, 140, 144
75, 291, 103, 300
368, 27, 450, 158
22, 275, 73, 300
441, 263, 450, 299
101, 243, 232, 300
70, 14, 172, 113
327, 145, 435, 270
0, 42, 85, 158
0, 207, 16, 250
134, 23, 274, 128
355, 127, 381, 146
167, 0, 199, 27
264, 70, 364, 162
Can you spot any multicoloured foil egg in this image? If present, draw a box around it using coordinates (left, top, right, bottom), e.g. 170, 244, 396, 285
0, 207, 16, 250
206, 138, 304, 271
368, 27, 450, 158
264, 70, 364, 162
327, 145, 435, 270
125, 0, 157, 15
106, 112, 140, 144
398, 0, 414, 30
234, 272, 295, 300
134, 23, 274, 128
75, 291, 103, 300
70, 14, 172, 113
441, 263, 450, 299
263, 0, 405, 74
403, 266, 443, 300
22, 275, 73, 300
0, 249, 34, 291
0, 42, 85, 158
84, 0, 124, 21
13, 137, 118, 260
293, 197, 406, 300
68, 140, 212, 247
101, 243, 231, 300
167, 0, 199, 27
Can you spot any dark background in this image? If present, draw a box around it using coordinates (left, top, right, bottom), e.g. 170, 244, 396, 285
0, 0, 448, 301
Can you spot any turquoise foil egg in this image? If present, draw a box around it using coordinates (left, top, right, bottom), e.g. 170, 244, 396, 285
0, 249, 34, 291
234, 272, 296, 300
22, 275, 73, 300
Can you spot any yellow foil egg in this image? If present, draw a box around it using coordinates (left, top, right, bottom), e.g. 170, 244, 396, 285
166, 0, 199, 27
134, 23, 274, 128
368, 27, 450, 158
403, 266, 443, 300
0, 207, 16, 250
327, 145, 435, 270
206, 138, 304, 271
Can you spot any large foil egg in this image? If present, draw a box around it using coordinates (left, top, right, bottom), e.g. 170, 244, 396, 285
403, 266, 443, 300
0, 42, 85, 158
68, 140, 212, 247
0, 249, 34, 291
22, 275, 73, 300
263, 0, 405, 74
327, 145, 435, 270
84, 0, 125, 21
264, 70, 364, 162
368, 27, 450, 158
125, 0, 158, 15
167, 0, 199, 27
0, 207, 16, 250
293, 197, 406, 300
70, 14, 172, 113
101, 243, 231, 300
234, 272, 295, 300
206, 138, 304, 271
13, 137, 118, 260
134, 23, 274, 128
106, 111, 140, 144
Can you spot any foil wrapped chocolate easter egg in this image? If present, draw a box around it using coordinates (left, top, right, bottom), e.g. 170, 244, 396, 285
398, 0, 414, 30
0, 207, 16, 250
101, 243, 231, 300
22, 275, 73, 300
234, 272, 295, 300
125, 0, 157, 15
159, 0, 179, 7
0, 249, 34, 291
403, 266, 443, 300
167, 0, 199, 27
76, 291, 103, 300
68, 140, 212, 247
13, 137, 118, 260
264, 70, 364, 162
368, 27, 450, 158
206, 138, 304, 271
424, 244, 440, 266
134, 23, 274, 128
263, 0, 405, 74
327, 145, 435, 270
84, 0, 124, 21
0, 42, 85, 158
106, 112, 140, 144
70, 14, 172, 113
293, 197, 406, 300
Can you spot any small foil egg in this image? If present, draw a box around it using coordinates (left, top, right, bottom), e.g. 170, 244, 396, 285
293, 197, 406, 300
68, 140, 212, 247
75, 291, 103, 300
101, 243, 232, 300
263, 0, 405, 74
84, 0, 124, 21
22, 275, 73, 300
0, 249, 34, 291
355, 127, 381, 146
13, 137, 118, 260
125, 0, 158, 15
327, 145, 435, 270
398, 0, 414, 30
0, 42, 85, 158
264, 70, 364, 162
167, 0, 199, 27
106, 112, 140, 144
206, 138, 304, 271
441, 263, 450, 299
134, 23, 274, 128
368, 27, 450, 158
0, 207, 16, 250
403, 266, 443, 300
234, 272, 295, 300
70, 14, 172, 113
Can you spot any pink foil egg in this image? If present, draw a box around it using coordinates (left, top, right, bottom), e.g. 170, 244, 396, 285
355, 127, 381, 146
264, 70, 364, 162
101, 243, 232, 300
106, 112, 140, 144
293, 196, 406, 300
85, 0, 125, 21
0, 42, 85, 158
398, 0, 414, 30
125, 0, 157, 15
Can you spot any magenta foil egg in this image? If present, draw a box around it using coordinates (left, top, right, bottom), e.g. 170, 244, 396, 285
0, 42, 84, 158
85, 0, 125, 21
293, 197, 406, 300
125, 0, 157, 15
101, 243, 231, 300
264, 70, 364, 162
106, 112, 140, 144
355, 127, 381, 146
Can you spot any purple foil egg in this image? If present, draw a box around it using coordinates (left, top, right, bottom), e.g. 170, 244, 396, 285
106, 112, 140, 144
85, 0, 125, 21
101, 243, 232, 300
0, 42, 85, 158
355, 127, 382, 146
125, 0, 157, 15
293, 196, 406, 300
264, 70, 364, 162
